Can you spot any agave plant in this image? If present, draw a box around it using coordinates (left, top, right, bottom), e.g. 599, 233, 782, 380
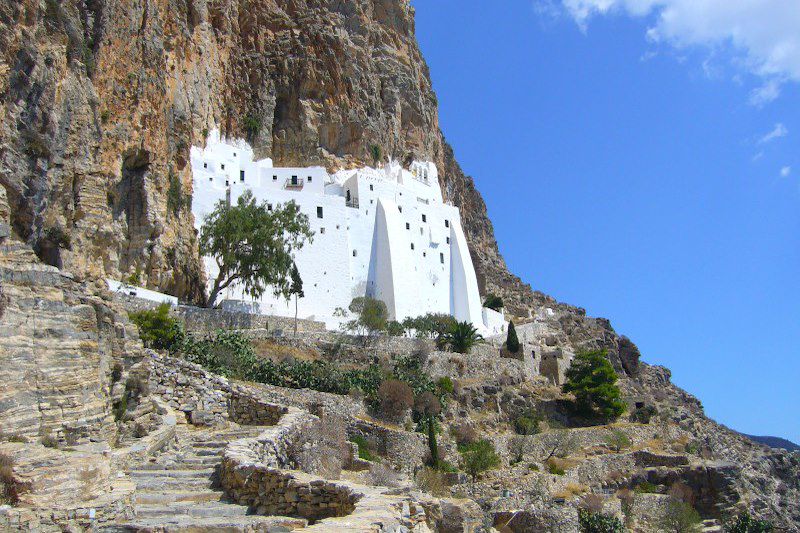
444, 321, 484, 354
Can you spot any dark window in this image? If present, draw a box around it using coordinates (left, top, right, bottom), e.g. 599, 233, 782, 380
440, 253, 444, 264
203, 162, 207, 169
225, 180, 229, 186
446, 237, 450, 244
423, 252, 426, 257
411, 243, 415, 250
317, 206, 323, 218
291, 175, 298, 185
267, 204, 273, 211
406, 223, 410, 230
353, 250, 357, 257
221, 164, 225, 170
233, 152, 237, 157
273, 175, 278, 181
370, 184, 374, 191
308, 176, 313, 182
445, 219, 449, 228
422, 214, 427, 222
208, 177, 212, 182
398, 206, 403, 213
240, 170, 245, 182
320, 227, 325, 234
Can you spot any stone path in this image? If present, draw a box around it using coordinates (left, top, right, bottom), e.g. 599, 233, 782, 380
103, 425, 306, 532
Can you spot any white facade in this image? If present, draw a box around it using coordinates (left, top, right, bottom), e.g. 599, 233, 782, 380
190, 130, 505, 335
107, 279, 178, 306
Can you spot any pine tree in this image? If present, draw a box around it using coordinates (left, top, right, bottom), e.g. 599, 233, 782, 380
562, 350, 626, 421
289, 263, 304, 335
506, 320, 520, 353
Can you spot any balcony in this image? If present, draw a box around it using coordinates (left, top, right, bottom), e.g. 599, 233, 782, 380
346, 198, 360, 209
284, 177, 304, 190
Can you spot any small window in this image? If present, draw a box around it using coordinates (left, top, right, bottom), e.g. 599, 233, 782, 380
420, 228, 423, 235
240, 170, 245, 182
291, 175, 298, 185
221, 164, 225, 170
370, 184, 374, 191
445, 219, 450, 228
398, 206, 403, 213
422, 214, 427, 222
423, 252, 426, 257
225, 180, 229, 186
273, 175, 278, 181
352, 250, 358, 257
440, 253, 444, 264
203, 162, 207, 169
411, 243, 415, 250
208, 177, 212, 182
370, 199, 374, 204
267, 204, 273, 211
317, 206, 323, 219
446, 237, 450, 244
320, 227, 325, 234
308, 176, 313, 183
406, 223, 410, 230
233, 152, 237, 157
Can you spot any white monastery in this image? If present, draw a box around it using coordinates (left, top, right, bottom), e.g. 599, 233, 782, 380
189, 130, 506, 335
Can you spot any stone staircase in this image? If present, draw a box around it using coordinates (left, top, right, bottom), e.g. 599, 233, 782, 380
105, 425, 306, 532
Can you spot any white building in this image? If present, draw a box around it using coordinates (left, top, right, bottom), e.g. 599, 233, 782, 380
190, 130, 505, 335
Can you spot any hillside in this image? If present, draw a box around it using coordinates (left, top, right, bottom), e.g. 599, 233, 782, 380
0, 1, 798, 532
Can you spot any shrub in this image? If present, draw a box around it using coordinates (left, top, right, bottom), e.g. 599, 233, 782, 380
604, 430, 631, 452
443, 321, 484, 354
244, 114, 261, 138
129, 303, 184, 352
369, 144, 382, 166
402, 313, 456, 341
342, 297, 388, 339
635, 481, 658, 494
0, 454, 29, 505
726, 512, 774, 533
166, 171, 185, 217
436, 376, 454, 395
367, 462, 401, 487
39, 433, 58, 449
290, 415, 349, 479
386, 320, 405, 337
415, 467, 450, 496
579, 493, 606, 513
351, 435, 375, 462
513, 409, 542, 436
460, 439, 500, 482
578, 509, 624, 533
508, 435, 530, 464
483, 293, 503, 311
506, 320, 520, 353
547, 457, 566, 475
630, 403, 658, 424
377, 379, 414, 420
660, 499, 702, 533
562, 350, 626, 422
451, 422, 478, 447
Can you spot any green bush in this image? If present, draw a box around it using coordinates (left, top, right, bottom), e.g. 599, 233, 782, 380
386, 320, 405, 336
350, 435, 375, 461
130, 303, 185, 352
604, 430, 631, 452
513, 409, 542, 435
436, 376, 454, 395
726, 512, 773, 533
166, 172, 186, 217
460, 439, 500, 482
660, 499, 702, 533
547, 458, 565, 475
562, 350, 626, 422
630, 404, 658, 424
578, 509, 624, 533
244, 114, 261, 138
635, 481, 658, 494
483, 293, 503, 311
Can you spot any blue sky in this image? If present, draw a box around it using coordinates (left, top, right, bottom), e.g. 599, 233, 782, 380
415, 1, 800, 443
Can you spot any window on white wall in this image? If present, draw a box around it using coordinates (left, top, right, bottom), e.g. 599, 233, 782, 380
398, 206, 403, 213
405, 223, 410, 230
317, 206, 323, 218
221, 164, 225, 170
422, 214, 426, 222
446, 237, 450, 244
370, 184, 374, 191
308, 176, 313, 182
440, 253, 444, 264
320, 227, 325, 234
353, 250, 357, 257
411, 243, 415, 250
267, 204, 273, 211
203, 162, 207, 169
273, 175, 277, 181
445, 220, 450, 228
240, 170, 245, 182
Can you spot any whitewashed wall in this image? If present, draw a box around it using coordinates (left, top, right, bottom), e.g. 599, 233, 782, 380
190, 130, 504, 334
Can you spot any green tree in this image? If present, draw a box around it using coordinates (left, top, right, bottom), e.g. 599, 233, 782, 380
483, 293, 503, 311
415, 391, 442, 468
460, 439, 500, 482
386, 320, 405, 337
604, 429, 631, 452
562, 350, 626, 421
506, 320, 520, 353
342, 297, 388, 339
443, 321, 483, 354
727, 512, 773, 533
129, 303, 185, 352
660, 499, 702, 533
369, 144, 382, 166
199, 190, 313, 308
578, 509, 624, 533
288, 262, 303, 336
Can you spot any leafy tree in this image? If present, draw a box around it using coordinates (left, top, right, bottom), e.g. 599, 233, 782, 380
199, 190, 313, 308
604, 429, 631, 452
443, 321, 484, 354
578, 509, 624, 533
727, 512, 773, 533
460, 439, 500, 482
562, 350, 626, 421
130, 303, 185, 352
506, 320, 520, 353
386, 320, 405, 337
513, 408, 542, 436
288, 262, 303, 336
342, 297, 388, 339
244, 114, 261, 139
483, 293, 503, 311
402, 313, 456, 342
377, 379, 414, 420
660, 499, 702, 533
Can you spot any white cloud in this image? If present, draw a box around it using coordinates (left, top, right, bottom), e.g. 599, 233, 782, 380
555, 0, 800, 103
758, 123, 788, 144
780, 166, 791, 177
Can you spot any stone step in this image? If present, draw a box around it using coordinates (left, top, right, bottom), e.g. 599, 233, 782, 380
128, 468, 216, 479
131, 461, 218, 471
131, 476, 215, 491
134, 500, 251, 518
135, 490, 223, 505
179, 456, 223, 466
102, 514, 307, 532
195, 448, 225, 457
